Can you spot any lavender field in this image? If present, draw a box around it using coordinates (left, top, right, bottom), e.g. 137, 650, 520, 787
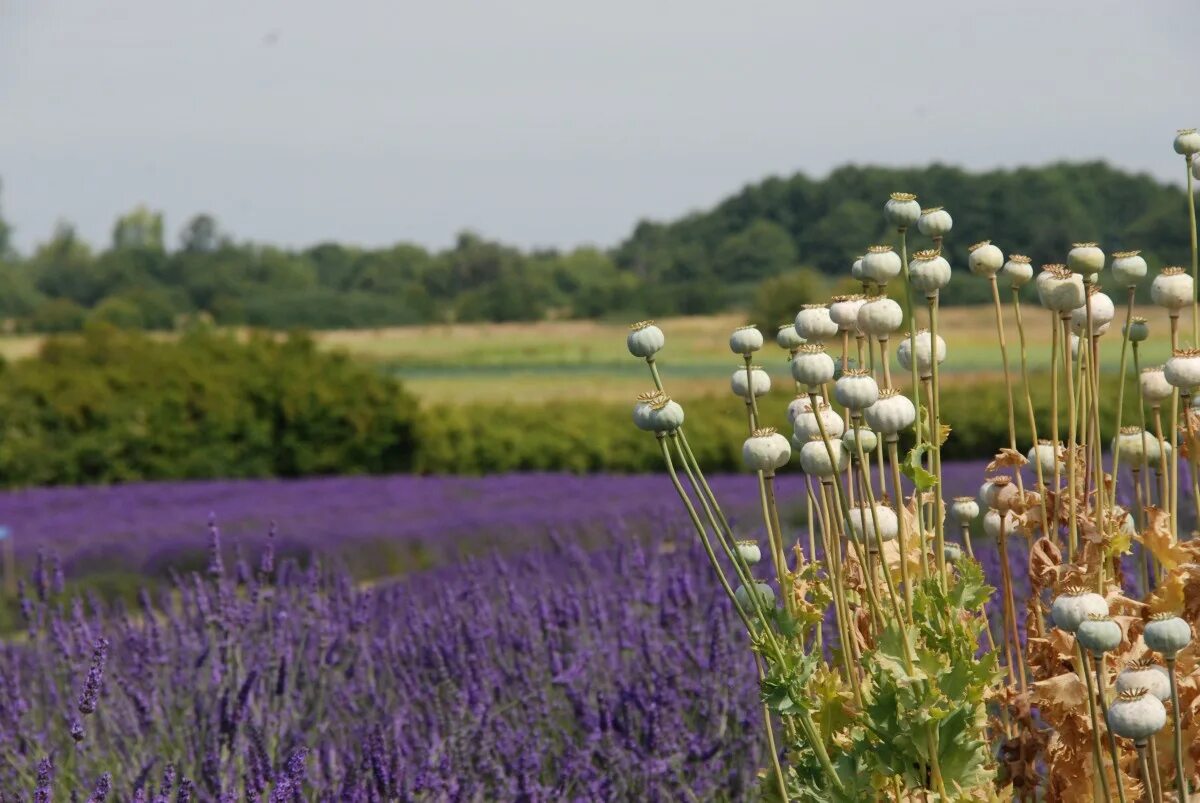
0, 464, 1154, 798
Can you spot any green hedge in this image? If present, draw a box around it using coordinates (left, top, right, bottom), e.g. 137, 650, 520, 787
414, 374, 1132, 473
0, 325, 420, 486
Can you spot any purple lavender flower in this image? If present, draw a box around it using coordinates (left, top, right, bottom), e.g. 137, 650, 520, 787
77, 637, 110, 715
34, 757, 53, 803
207, 514, 225, 580
86, 773, 111, 803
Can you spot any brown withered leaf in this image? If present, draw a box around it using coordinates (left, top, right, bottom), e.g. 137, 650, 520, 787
1029, 537, 1062, 593
1138, 505, 1189, 570
987, 447, 1029, 474
1144, 568, 1186, 616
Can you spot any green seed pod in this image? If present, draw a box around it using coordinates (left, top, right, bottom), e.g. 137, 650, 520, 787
1107, 687, 1167, 742
1143, 613, 1192, 656
627, 320, 665, 358
1076, 615, 1122, 654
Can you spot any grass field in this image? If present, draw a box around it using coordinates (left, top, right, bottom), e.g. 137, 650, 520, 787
316, 304, 1182, 403
0, 304, 1181, 404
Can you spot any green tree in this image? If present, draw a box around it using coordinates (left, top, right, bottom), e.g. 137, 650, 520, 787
748, 268, 829, 331
712, 219, 797, 283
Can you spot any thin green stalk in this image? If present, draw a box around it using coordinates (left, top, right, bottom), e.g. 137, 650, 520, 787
1077, 642, 1113, 803
757, 658, 791, 803
886, 440, 914, 609
1110, 287, 1137, 481
849, 417, 908, 628
1011, 287, 1053, 554
1167, 656, 1189, 803
1187, 153, 1199, 346
1092, 652, 1129, 803
1063, 314, 1081, 561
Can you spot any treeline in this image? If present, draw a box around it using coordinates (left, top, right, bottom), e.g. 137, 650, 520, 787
0, 161, 1191, 332
0, 326, 1126, 486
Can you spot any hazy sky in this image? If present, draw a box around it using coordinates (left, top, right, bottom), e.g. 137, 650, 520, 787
0, 1, 1195, 254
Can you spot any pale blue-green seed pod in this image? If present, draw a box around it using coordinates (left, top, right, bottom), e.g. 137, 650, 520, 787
799, 436, 849, 478
776, 324, 804, 351
841, 426, 878, 455
949, 496, 979, 525
1002, 255, 1033, 289
731, 366, 771, 399
1076, 615, 1122, 654
847, 502, 898, 544
861, 245, 903, 285
729, 325, 764, 356
1111, 250, 1147, 288
833, 369, 879, 411
1116, 659, 1171, 702
1125, 316, 1149, 343
896, 330, 946, 379
863, 389, 915, 437
791, 345, 835, 389
943, 543, 964, 564
1143, 614, 1192, 656
627, 321, 665, 358
794, 305, 840, 343
829, 295, 866, 332
742, 428, 792, 472
1027, 441, 1060, 477
735, 582, 775, 611
917, 207, 953, 238
856, 298, 903, 338
884, 192, 921, 229
632, 391, 664, 431
792, 402, 844, 441
1070, 289, 1115, 335
1050, 587, 1108, 633
909, 248, 951, 295
648, 399, 685, 433
735, 540, 762, 565
1107, 688, 1167, 742
1151, 267, 1193, 312
1165, 348, 1200, 390
968, 241, 1005, 278
1066, 242, 1105, 277
1174, 128, 1200, 156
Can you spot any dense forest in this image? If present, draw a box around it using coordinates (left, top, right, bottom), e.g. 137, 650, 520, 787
0, 161, 1191, 332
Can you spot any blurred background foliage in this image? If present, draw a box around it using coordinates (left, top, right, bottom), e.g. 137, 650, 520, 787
0, 161, 1192, 333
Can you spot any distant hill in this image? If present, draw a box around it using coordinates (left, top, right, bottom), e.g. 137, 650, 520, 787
0, 162, 1191, 332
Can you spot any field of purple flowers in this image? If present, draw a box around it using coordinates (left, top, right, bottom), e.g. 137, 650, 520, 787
0, 463, 1154, 798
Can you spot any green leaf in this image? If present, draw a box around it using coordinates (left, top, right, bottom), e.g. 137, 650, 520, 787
899, 443, 937, 491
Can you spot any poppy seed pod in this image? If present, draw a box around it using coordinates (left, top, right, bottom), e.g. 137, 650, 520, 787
861, 245, 903, 285
743, 427, 793, 473
794, 305, 840, 343
943, 543, 964, 564
982, 509, 1014, 539
857, 298, 904, 338
1150, 266, 1193, 312
1066, 242, 1105, 277
791, 345, 836, 389
884, 192, 921, 229
949, 496, 980, 525
735, 582, 776, 611
1125, 316, 1150, 343
1076, 615, 1123, 654
799, 436, 849, 478
648, 397, 685, 433
842, 426, 878, 454
982, 476, 1019, 513
1037, 266, 1086, 312
1070, 288, 1115, 335
917, 206, 953, 238
1140, 367, 1174, 404
909, 249, 952, 295
1142, 613, 1192, 656
863, 388, 916, 437
1116, 659, 1171, 702
834, 369, 880, 411
968, 240, 1005, 278
828, 295, 866, 331
792, 401, 844, 441
1002, 254, 1034, 288
731, 366, 771, 399
786, 394, 823, 425
776, 324, 805, 351
895, 330, 946, 379
1113, 426, 1157, 465
847, 502, 899, 544
736, 540, 762, 565
632, 391, 665, 432
1027, 440, 1061, 477
1111, 250, 1148, 288
627, 321, 665, 358
1050, 586, 1109, 633
851, 256, 866, 283
1165, 348, 1200, 390
1107, 688, 1168, 742
729, 325, 764, 355
1174, 128, 1200, 156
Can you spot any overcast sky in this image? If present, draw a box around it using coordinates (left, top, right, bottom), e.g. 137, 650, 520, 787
0, 1, 1194, 254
